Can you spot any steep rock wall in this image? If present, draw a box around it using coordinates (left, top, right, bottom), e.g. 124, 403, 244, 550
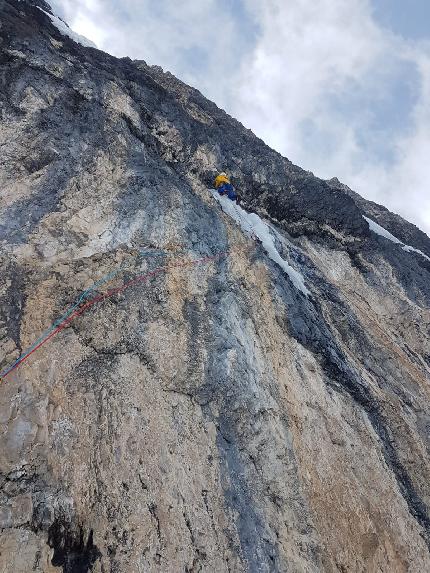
1, 2, 430, 571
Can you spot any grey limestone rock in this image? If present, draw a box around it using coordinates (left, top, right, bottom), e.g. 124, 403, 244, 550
1, 1, 430, 571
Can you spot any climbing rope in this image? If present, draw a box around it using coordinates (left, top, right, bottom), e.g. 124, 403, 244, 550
0, 249, 168, 380
0, 249, 230, 382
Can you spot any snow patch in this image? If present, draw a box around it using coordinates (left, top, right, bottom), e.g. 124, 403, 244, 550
364, 216, 430, 262
212, 191, 309, 296
38, 9, 97, 48
363, 216, 402, 244
401, 244, 430, 262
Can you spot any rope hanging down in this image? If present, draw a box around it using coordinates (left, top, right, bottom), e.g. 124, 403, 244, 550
1, 249, 166, 380
0, 250, 228, 381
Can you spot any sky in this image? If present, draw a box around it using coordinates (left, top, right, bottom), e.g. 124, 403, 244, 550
50, 0, 430, 235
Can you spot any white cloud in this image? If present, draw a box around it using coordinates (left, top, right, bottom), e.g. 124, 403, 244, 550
342, 48, 430, 234
51, 0, 242, 102
50, 0, 430, 235
51, 0, 107, 45
232, 0, 430, 233
234, 0, 383, 150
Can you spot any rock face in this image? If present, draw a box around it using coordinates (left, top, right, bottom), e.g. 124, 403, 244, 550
1, 1, 430, 571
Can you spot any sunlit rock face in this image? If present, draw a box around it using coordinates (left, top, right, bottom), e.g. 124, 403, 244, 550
1, 1, 430, 571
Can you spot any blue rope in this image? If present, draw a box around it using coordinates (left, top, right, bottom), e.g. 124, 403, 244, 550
0, 249, 167, 378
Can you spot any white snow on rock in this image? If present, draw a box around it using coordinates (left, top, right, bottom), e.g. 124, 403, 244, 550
363, 216, 403, 244
38, 9, 97, 48
363, 216, 430, 262
401, 244, 430, 262
212, 191, 310, 296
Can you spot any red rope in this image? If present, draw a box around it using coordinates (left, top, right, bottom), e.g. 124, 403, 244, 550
1, 251, 226, 380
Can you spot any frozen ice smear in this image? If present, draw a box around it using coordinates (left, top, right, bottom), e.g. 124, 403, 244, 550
402, 244, 430, 262
363, 216, 403, 244
38, 9, 97, 48
364, 216, 430, 262
212, 191, 310, 296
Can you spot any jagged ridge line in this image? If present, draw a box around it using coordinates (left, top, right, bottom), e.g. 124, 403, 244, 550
0, 250, 229, 381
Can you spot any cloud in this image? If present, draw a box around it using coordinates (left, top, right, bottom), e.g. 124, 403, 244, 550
50, 0, 247, 102
51, 0, 108, 47
347, 47, 430, 231
229, 0, 430, 233
50, 0, 430, 234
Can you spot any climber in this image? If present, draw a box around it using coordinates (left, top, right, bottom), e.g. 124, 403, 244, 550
214, 172, 239, 203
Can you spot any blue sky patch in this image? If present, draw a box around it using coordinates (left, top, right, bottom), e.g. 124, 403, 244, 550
179, 45, 210, 75
372, 0, 430, 40
320, 57, 421, 166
